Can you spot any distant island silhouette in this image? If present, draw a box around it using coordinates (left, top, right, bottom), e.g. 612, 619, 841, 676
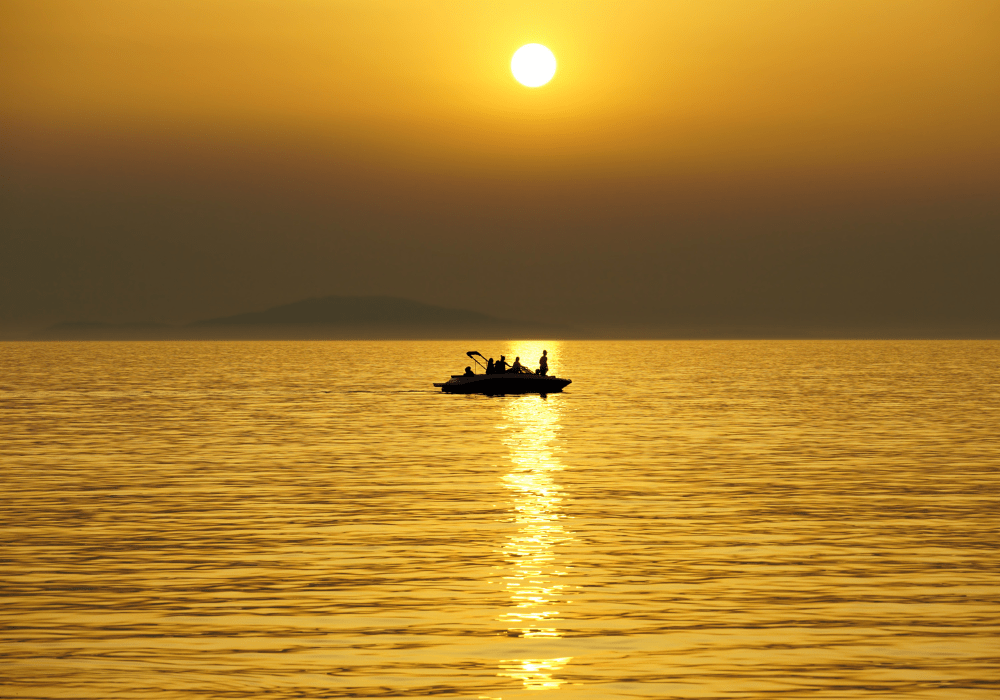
33, 295, 995, 341
36, 296, 569, 340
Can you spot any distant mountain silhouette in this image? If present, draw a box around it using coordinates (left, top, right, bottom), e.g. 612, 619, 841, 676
35, 296, 568, 339
196, 296, 519, 327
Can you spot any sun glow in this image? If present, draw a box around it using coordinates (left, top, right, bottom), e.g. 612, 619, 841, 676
511, 44, 557, 88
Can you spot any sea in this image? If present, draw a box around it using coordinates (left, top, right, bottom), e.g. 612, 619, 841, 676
2, 340, 998, 699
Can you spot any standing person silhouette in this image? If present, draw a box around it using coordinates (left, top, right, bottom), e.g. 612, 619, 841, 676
495, 355, 509, 374
537, 350, 549, 376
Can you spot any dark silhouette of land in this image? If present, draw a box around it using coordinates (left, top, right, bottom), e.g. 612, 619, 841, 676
34, 296, 569, 340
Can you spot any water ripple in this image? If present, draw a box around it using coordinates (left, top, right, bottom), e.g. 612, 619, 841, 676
1, 340, 998, 698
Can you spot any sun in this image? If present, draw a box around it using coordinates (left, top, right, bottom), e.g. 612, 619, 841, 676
511, 44, 557, 88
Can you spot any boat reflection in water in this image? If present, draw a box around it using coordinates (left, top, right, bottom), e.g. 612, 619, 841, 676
495, 390, 574, 692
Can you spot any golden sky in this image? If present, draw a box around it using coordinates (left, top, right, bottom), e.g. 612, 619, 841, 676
1, 1, 998, 333
4, 0, 998, 181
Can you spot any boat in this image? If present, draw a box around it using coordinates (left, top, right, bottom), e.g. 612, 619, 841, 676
434, 351, 572, 395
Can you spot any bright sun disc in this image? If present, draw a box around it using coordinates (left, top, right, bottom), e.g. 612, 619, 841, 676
511, 44, 556, 87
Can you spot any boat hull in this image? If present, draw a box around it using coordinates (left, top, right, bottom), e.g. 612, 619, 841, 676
434, 374, 571, 395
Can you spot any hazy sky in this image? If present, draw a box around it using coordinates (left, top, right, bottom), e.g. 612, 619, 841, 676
2, 0, 998, 335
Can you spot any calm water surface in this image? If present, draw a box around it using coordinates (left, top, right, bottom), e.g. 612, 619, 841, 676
1, 340, 998, 699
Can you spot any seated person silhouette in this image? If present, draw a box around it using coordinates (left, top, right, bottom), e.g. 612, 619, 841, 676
463, 366, 475, 377
510, 357, 523, 373
495, 355, 509, 374
486, 358, 495, 374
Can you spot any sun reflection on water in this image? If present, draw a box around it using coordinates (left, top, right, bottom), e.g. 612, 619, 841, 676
497, 391, 574, 691
497, 657, 573, 690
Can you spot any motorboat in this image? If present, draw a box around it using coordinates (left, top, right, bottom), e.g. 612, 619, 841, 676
434, 351, 572, 395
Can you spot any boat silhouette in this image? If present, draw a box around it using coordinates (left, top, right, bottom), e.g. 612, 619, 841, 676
434, 351, 572, 395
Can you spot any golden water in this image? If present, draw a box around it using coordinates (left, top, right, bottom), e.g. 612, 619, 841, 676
1, 340, 998, 698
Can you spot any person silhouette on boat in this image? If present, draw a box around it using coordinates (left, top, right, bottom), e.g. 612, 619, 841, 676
486, 358, 495, 374
537, 350, 548, 376
463, 366, 475, 377
511, 357, 523, 373
495, 355, 509, 374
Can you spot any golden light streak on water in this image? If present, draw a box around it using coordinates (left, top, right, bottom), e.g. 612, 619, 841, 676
499, 394, 571, 640
496, 393, 574, 692
497, 657, 573, 691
